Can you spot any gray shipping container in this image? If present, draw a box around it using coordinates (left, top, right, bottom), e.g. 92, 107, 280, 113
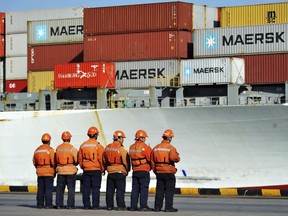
5, 57, 28, 80
28, 18, 83, 45
115, 60, 180, 89
193, 23, 288, 58
6, 6, 84, 34
6, 34, 27, 57
180, 57, 245, 85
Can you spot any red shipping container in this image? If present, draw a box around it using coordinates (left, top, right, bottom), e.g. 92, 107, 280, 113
6, 80, 27, 93
84, 31, 192, 62
241, 54, 288, 84
0, 35, 4, 57
84, 2, 192, 35
54, 62, 115, 89
28, 43, 84, 71
0, 13, 4, 35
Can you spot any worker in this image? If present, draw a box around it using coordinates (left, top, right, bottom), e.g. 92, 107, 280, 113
78, 126, 105, 210
151, 129, 180, 212
103, 130, 130, 211
128, 130, 153, 211
32, 133, 55, 209
55, 131, 78, 210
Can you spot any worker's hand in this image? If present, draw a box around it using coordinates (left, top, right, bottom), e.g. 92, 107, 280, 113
102, 171, 106, 176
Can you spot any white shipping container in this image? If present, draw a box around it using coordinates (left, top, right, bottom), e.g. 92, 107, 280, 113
0, 61, 3, 92
6, 34, 28, 57
180, 57, 245, 85
115, 60, 180, 89
5, 57, 28, 80
6, 6, 84, 34
193, 4, 219, 29
28, 18, 83, 45
193, 23, 288, 58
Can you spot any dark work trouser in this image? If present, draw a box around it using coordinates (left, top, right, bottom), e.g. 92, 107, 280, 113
106, 173, 126, 209
36, 176, 54, 207
130, 171, 150, 209
154, 173, 176, 211
82, 170, 102, 208
56, 174, 76, 208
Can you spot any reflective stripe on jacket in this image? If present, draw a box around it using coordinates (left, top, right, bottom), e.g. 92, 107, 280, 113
129, 140, 152, 172
33, 144, 55, 177
56, 142, 78, 175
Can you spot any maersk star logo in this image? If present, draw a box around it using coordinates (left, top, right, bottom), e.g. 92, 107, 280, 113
204, 33, 218, 50
35, 25, 47, 41
184, 67, 192, 77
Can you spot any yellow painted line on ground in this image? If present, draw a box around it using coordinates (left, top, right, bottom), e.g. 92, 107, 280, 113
261, 189, 281, 197
180, 188, 199, 195
28, 186, 38, 193
220, 188, 238, 196
149, 187, 156, 194
0, 185, 10, 192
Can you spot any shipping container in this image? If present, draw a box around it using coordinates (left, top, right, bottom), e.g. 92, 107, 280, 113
84, 31, 192, 62
221, 2, 288, 27
180, 57, 245, 85
6, 34, 27, 57
27, 71, 54, 92
28, 18, 83, 45
54, 62, 115, 89
84, 2, 193, 35
193, 4, 220, 29
115, 59, 180, 89
5, 79, 27, 93
28, 43, 84, 71
193, 23, 288, 58
241, 54, 288, 84
0, 35, 4, 57
6, 57, 27, 80
0, 60, 3, 92
6, 6, 84, 34
0, 13, 5, 35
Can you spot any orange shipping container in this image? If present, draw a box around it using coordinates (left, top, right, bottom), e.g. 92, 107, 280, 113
0, 35, 4, 57
28, 43, 84, 71
54, 62, 115, 89
84, 2, 192, 35
0, 13, 5, 35
84, 31, 192, 62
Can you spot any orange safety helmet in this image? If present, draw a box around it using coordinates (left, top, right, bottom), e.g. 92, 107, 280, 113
113, 130, 126, 138
162, 129, 174, 138
87, 126, 99, 135
61, 131, 72, 140
41, 133, 51, 142
135, 130, 148, 139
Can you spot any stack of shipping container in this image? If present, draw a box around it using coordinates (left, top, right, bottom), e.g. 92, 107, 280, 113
192, 2, 288, 97
5, 7, 84, 93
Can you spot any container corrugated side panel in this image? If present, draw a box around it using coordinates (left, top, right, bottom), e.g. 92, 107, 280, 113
0, 61, 3, 92
193, 5, 219, 29
84, 2, 192, 35
0, 13, 5, 35
0, 35, 4, 57
221, 2, 288, 27
193, 23, 288, 58
28, 43, 84, 71
54, 62, 115, 89
6, 6, 84, 34
5, 80, 27, 93
84, 31, 192, 62
115, 59, 180, 88
5, 57, 28, 80
6, 34, 27, 57
27, 71, 54, 92
180, 58, 238, 85
27, 18, 83, 45
242, 54, 288, 84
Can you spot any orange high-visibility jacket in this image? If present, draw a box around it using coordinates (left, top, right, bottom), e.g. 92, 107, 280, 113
78, 138, 104, 171
33, 144, 55, 177
103, 141, 130, 176
151, 140, 180, 174
55, 142, 78, 175
129, 140, 152, 172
